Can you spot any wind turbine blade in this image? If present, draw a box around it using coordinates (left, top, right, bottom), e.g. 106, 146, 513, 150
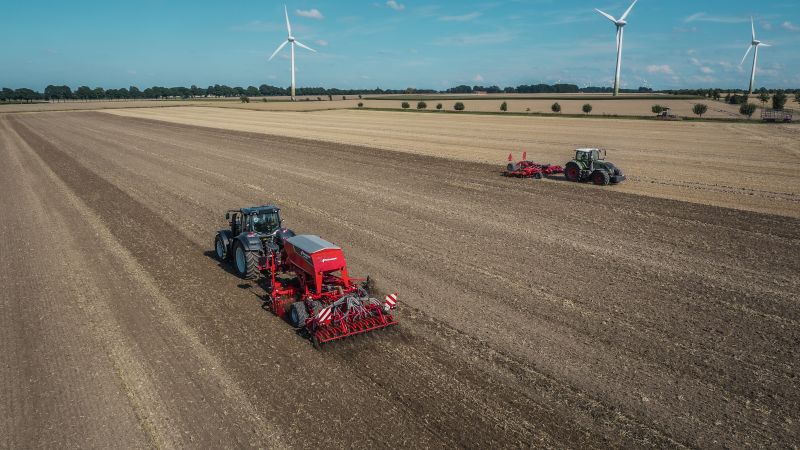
284, 4, 292, 36
759, 43, 771, 47
620, 0, 638, 21
294, 41, 316, 52
594, 9, 617, 23
751, 17, 755, 41
268, 40, 289, 61
740, 45, 753, 66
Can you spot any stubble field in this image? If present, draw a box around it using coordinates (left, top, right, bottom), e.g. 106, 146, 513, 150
1, 108, 797, 448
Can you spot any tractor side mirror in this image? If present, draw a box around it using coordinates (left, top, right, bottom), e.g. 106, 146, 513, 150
225, 213, 230, 220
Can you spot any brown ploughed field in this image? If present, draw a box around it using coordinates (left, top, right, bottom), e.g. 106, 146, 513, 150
1, 111, 797, 448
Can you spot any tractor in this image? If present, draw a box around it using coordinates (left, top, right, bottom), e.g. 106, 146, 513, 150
213, 205, 398, 345
563, 148, 626, 185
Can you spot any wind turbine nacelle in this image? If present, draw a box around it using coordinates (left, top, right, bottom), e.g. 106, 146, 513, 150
616, 20, 627, 26
288, 36, 295, 42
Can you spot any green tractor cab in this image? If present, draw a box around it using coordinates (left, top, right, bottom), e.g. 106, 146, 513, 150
563, 148, 625, 185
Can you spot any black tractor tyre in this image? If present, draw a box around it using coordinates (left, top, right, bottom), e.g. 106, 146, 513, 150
533, 172, 543, 179
592, 170, 610, 186
506, 163, 519, 172
233, 241, 259, 280
289, 302, 309, 328
564, 162, 581, 182
214, 235, 228, 261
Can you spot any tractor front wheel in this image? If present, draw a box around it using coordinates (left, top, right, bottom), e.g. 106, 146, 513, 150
234, 242, 259, 280
214, 235, 228, 261
564, 162, 581, 182
592, 170, 610, 186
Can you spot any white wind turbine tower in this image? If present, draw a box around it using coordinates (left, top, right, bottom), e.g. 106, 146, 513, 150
268, 5, 316, 101
595, 0, 639, 96
741, 17, 771, 95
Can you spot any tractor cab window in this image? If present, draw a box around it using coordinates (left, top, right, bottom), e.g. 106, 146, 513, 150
248, 212, 281, 233
590, 150, 599, 161
576, 151, 589, 162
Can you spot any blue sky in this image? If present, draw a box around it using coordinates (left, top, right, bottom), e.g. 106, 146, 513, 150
2, 0, 798, 90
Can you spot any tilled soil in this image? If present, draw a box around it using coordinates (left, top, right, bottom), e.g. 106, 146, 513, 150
107, 107, 800, 219
1, 112, 798, 448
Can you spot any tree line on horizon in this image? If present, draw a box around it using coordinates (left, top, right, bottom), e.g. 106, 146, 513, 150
1, 83, 798, 104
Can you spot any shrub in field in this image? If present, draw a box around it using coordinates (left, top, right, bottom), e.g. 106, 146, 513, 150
342, 96, 346, 100
417, 101, 427, 110
795, 92, 800, 105
758, 92, 770, 105
551, 102, 561, 113
692, 103, 708, 117
526, 107, 531, 112
358, 102, 364, 108
358, 94, 362, 99
500, 101, 507, 112
454, 102, 465, 111
772, 91, 788, 110
262, 98, 267, 102
651, 104, 664, 115
436, 103, 442, 110
401, 101, 410, 109
582, 103, 592, 115
739, 103, 757, 119
240, 96, 250, 103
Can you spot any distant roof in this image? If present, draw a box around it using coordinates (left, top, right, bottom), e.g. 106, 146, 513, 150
240, 204, 280, 215
286, 235, 340, 254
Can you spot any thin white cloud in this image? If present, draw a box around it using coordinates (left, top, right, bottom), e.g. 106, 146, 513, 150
700, 67, 714, 74
434, 31, 513, 46
782, 21, 800, 32
296, 9, 324, 20
315, 39, 329, 47
646, 65, 674, 75
386, 0, 405, 11
440, 12, 481, 22
685, 12, 748, 24
473, 74, 484, 82
761, 21, 773, 31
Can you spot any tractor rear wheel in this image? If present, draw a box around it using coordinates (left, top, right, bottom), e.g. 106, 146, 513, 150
289, 302, 309, 328
592, 170, 610, 186
564, 162, 581, 182
234, 242, 259, 280
214, 235, 227, 261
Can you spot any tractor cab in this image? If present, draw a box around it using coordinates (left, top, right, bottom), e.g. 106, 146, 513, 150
226, 205, 282, 237
575, 148, 605, 162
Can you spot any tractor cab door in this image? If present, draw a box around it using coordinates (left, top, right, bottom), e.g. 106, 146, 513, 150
229, 212, 243, 236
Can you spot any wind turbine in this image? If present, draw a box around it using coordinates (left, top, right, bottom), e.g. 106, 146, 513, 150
740, 17, 770, 95
268, 5, 316, 101
595, 0, 639, 96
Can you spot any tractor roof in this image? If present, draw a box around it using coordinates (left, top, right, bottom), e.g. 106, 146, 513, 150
239, 204, 280, 215
576, 148, 600, 152
286, 235, 340, 254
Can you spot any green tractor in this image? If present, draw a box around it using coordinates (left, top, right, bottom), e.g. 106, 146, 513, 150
563, 148, 626, 185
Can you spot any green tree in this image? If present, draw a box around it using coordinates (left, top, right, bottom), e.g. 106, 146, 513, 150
417, 101, 427, 110
436, 103, 442, 110
772, 91, 788, 110
582, 103, 592, 115
795, 91, 800, 105
692, 103, 708, 117
401, 101, 410, 109
454, 102, 465, 111
739, 103, 757, 119
240, 96, 250, 103
651, 104, 664, 115
551, 102, 561, 113
500, 101, 507, 112
358, 102, 364, 108
76, 86, 92, 100
758, 92, 770, 105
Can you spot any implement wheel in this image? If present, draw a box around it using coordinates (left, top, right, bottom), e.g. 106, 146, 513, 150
234, 242, 259, 280
289, 302, 308, 328
564, 162, 581, 182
